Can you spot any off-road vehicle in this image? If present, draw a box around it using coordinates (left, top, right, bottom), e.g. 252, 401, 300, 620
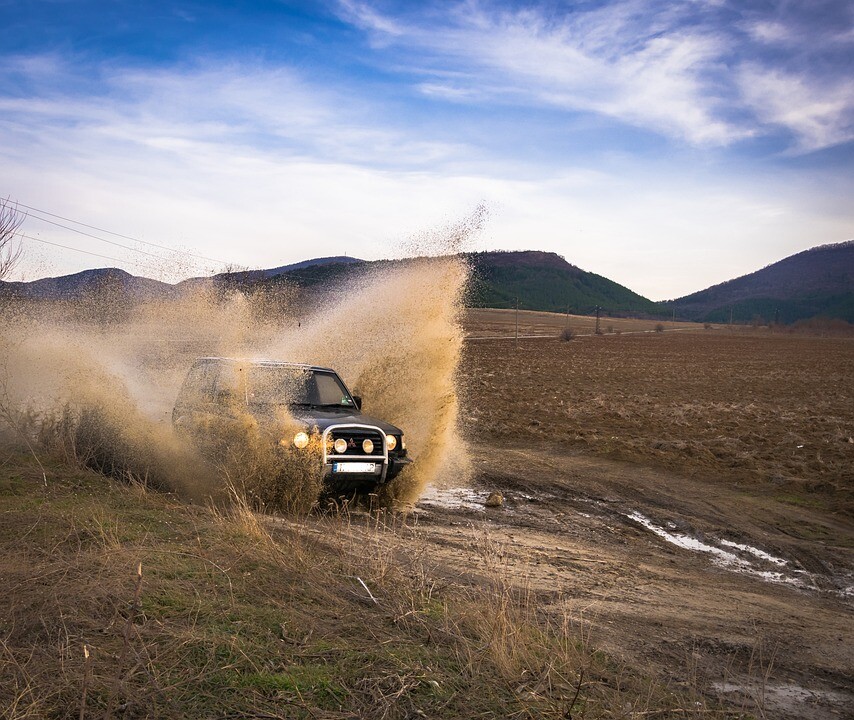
172, 358, 410, 491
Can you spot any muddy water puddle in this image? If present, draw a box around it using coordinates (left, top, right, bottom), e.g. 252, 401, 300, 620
713, 680, 853, 720
416, 481, 853, 600
625, 510, 854, 601
418, 485, 486, 512
417, 483, 544, 513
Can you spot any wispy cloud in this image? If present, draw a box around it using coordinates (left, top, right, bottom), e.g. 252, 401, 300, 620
336, 0, 408, 40
737, 65, 854, 153
0, 56, 469, 169
335, 0, 854, 153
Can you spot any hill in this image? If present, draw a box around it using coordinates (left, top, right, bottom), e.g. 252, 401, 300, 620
175, 255, 364, 290
256, 251, 661, 317
1, 251, 660, 317
16, 244, 854, 324
0, 267, 173, 301
463, 250, 660, 315
670, 241, 854, 323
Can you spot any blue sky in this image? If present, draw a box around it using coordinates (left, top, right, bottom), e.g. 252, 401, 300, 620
1, 0, 852, 299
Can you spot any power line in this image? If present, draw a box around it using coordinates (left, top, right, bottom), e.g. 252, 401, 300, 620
25, 214, 177, 262
15, 200, 230, 266
17, 233, 362, 292
14, 201, 354, 285
18, 233, 168, 274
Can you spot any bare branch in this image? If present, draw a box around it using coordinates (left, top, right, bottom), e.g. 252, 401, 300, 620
0, 198, 25, 280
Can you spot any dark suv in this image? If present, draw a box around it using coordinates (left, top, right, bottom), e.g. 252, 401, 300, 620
172, 357, 410, 491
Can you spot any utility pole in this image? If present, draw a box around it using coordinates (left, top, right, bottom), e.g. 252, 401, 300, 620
515, 297, 519, 346
595, 305, 601, 335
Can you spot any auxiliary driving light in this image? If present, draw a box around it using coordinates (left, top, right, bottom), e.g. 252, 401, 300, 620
385, 434, 397, 451
293, 432, 309, 449
362, 438, 374, 454
333, 438, 348, 454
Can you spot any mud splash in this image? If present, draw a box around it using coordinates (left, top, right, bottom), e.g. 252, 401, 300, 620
0, 245, 472, 508
265, 256, 470, 502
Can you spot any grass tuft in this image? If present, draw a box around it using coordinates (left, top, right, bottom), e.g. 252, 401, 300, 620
0, 450, 733, 719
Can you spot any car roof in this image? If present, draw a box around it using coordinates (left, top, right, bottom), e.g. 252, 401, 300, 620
193, 357, 336, 373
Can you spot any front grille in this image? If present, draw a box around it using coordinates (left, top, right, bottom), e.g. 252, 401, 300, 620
327, 427, 384, 457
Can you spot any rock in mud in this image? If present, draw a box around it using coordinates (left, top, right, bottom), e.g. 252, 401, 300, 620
485, 491, 504, 507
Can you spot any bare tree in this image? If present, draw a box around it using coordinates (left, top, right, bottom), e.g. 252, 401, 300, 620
0, 197, 25, 280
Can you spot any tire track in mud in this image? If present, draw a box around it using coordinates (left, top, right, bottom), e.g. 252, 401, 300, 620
431, 442, 854, 600
408, 440, 854, 720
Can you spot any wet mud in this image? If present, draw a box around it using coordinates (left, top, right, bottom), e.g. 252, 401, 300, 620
408, 440, 854, 720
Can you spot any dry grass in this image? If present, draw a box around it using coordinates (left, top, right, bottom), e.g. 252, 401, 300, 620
0, 450, 735, 719
8, 397, 325, 514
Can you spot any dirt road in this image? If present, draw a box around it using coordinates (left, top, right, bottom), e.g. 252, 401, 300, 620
407, 439, 853, 720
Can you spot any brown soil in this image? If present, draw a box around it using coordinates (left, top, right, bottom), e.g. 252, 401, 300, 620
401, 321, 854, 720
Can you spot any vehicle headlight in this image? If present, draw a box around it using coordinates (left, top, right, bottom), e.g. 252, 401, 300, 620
362, 438, 374, 454
334, 438, 347, 454
385, 434, 397, 451
293, 432, 309, 449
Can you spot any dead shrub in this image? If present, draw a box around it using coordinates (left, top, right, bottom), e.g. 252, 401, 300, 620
190, 413, 323, 515
559, 327, 575, 342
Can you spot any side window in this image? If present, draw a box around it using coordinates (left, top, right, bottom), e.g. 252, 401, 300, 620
213, 363, 247, 406
314, 373, 353, 406
176, 362, 216, 409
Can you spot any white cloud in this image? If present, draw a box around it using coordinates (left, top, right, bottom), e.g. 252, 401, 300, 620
336, 0, 407, 38
338, 1, 749, 146
417, 82, 481, 102
337, 0, 854, 152
745, 20, 795, 45
737, 65, 854, 152
0, 58, 471, 170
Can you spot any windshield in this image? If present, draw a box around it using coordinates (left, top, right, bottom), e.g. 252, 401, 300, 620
246, 366, 355, 409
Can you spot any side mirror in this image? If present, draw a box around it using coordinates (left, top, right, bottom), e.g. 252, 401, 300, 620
352, 395, 362, 410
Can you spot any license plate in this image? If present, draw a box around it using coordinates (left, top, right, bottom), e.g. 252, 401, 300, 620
333, 462, 377, 474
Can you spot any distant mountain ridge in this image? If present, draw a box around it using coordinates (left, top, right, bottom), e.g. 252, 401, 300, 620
670, 240, 854, 323
0, 251, 657, 317
253, 250, 659, 316
176, 255, 363, 289
4, 243, 852, 324
0, 268, 173, 301
1, 257, 363, 301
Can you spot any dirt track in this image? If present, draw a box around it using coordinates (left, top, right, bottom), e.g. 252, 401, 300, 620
397, 324, 854, 720
408, 440, 853, 720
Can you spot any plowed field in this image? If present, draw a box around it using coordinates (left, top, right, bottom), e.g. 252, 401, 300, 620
406, 318, 854, 720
